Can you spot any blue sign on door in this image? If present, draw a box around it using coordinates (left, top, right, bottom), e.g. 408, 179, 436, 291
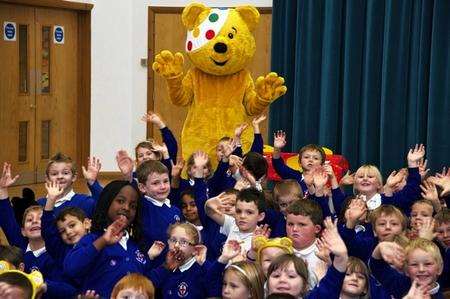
53, 26, 64, 44
3, 22, 16, 41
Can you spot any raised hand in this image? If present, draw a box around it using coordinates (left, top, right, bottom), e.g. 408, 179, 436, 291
194, 244, 207, 265
313, 167, 329, 190
252, 114, 266, 134
375, 241, 405, 270
407, 144, 426, 168
255, 72, 287, 101
102, 216, 127, 245
152, 142, 169, 159
339, 170, 355, 186
165, 248, 184, 271
221, 140, 237, 161
141, 111, 165, 129
171, 158, 185, 178
77, 290, 100, 299
148, 241, 166, 260
402, 280, 431, 299
320, 217, 348, 272
82, 156, 102, 185
234, 123, 249, 140
432, 167, 450, 197
417, 159, 430, 180
115, 150, 134, 180
273, 130, 286, 149
152, 50, 184, 78
344, 196, 368, 228
45, 181, 64, 202
420, 181, 441, 212
315, 237, 332, 266
385, 170, 405, 189
0, 162, 19, 189
218, 240, 242, 264
417, 218, 437, 241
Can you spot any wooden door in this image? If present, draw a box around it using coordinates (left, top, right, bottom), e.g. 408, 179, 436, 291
0, 3, 37, 184
0, 3, 79, 184
148, 8, 272, 147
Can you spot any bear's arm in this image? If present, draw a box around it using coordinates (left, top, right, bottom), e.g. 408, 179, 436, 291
242, 72, 271, 116
165, 70, 194, 106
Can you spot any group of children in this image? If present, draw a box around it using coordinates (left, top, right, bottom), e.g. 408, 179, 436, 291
0, 111, 449, 299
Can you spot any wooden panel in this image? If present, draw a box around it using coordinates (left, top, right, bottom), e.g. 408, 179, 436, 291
0, 0, 93, 11
148, 8, 272, 149
35, 8, 78, 181
0, 3, 37, 184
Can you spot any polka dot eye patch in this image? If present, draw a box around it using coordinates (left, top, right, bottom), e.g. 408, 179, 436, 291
186, 8, 230, 52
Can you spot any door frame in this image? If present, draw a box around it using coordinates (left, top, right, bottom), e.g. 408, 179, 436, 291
0, 0, 92, 177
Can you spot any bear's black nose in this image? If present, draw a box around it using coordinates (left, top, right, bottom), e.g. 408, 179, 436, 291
214, 42, 227, 53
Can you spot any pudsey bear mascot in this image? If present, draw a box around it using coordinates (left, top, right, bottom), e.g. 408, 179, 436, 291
152, 2, 287, 167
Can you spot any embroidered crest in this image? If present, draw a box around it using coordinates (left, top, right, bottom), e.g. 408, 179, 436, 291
110, 259, 117, 266
135, 249, 147, 264
174, 215, 181, 222
177, 282, 189, 298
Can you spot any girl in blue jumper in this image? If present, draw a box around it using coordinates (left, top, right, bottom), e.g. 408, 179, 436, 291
147, 222, 240, 299
63, 180, 148, 298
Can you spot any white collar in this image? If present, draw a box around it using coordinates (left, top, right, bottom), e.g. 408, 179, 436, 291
53, 190, 75, 207
118, 230, 129, 250
429, 282, 440, 295
355, 224, 366, 233
178, 256, 196, 272
188, 179, 195, 186
365, 193, 382, 210
188, 222, 203, 231
26, 244, 46, 257
144, 195, 171, 208
294, 240, 317, 256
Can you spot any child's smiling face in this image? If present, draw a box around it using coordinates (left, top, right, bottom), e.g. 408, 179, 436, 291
107, 185, 139, 226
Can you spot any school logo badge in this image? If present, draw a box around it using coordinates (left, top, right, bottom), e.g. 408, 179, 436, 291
135, 249, 147, 264
110, 259, 117, 266
177, 282, 189, 297
174, 215, 181, 222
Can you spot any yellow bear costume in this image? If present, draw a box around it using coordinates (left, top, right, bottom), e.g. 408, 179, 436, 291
152, 3, 287, 166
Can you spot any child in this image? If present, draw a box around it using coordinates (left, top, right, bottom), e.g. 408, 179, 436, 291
206, 188, 266, 255
63, 180, 147, 298
272, 131, 326, 195
0, 269, 44, 299
136, 160, 181, 266
147, 223, 240, 299
111, 273, 155, 299
222, 261, 265, 299
370, 238, 446, 298
0, 245, 25, 272
435, 209, 450, 249
37, 153, 96, 218
340, 257, 390, 299
267, 217, 349, 298
408, 199, 435, 239
0, 163, 78, 298
41, 180, 91, 266
251, 236, 294, 276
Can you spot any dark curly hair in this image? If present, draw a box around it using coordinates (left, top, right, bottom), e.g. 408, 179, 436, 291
91, 180, 143, 243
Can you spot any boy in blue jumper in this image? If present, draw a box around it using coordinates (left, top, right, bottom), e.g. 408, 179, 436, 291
0, 163, 77, 298
136, 160, 181, 266
37, 153, 96, 218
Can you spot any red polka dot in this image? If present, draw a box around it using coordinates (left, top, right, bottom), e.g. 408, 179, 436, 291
205, 30, 215, 40
187, 41, 192, 51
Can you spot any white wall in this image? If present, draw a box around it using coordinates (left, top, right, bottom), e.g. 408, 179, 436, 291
72, 0, 272, 170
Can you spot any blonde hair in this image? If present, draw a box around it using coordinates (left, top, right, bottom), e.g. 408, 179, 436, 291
370, 205, 408, 231
45, 152, 76, 177
111, 273, 155, 299
405, 238, 443, 270
273, 180, 303, 202
354, 164, 383, 194
225, 261, 265, 299
22, 206, 43, 227
167, 222, 201, 245
135, 139, 162, 161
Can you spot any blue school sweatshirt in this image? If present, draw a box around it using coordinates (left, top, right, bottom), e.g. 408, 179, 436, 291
148, 258, 226, 299
338, 223, 376, 263
272, 157, 309, 195
305, 265, 345, 299
63, 232, 149, 298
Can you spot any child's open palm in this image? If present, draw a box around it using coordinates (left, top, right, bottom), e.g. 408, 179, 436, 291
116, 150, 134, 179
407, 144, 426, 167
234, 123, 249, 139
0, 162, 19, 189
148, 241, 165, 260
219, 240, 242, 264
171, 158, 185, 178
45, 181, 64, 202
273, 130, 286, 149
103, 217, 127, 245
340, 170, 355, 186
82, 156, 102, 184
141, 111, 165, 128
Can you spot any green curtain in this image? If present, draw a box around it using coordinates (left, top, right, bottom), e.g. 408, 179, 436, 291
269, 0, 450, 175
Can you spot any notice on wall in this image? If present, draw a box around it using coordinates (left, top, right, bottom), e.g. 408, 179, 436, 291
53, 25, 64, 44
3, 22, 16, 41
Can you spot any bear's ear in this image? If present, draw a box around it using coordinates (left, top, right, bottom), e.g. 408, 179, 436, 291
182, 3, 209, 30
235, 6, 260, 31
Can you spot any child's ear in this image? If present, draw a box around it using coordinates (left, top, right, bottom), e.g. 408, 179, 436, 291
314, 224, 322, 235
21, 228, 26, 237
181, 3, 210, 30
83, 218, 92, 231
18, 262, 25, 272
257, 211, 265, 222
138, 182, 147, 194
235, 6, 260, 31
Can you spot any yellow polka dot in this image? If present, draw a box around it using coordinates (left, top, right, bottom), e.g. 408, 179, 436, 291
193, 27, 200, 38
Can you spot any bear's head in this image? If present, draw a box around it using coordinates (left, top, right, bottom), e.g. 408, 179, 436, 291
182, 3, 260, 76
